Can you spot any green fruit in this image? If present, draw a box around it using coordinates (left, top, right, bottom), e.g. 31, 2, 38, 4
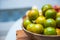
23, 18, 31, 28
56, 17, 60, 27
36, 16, 45, 25
44, 27, 57, 35
31, 24, 44, 34
45, 9, 57, 19
42, 4, 52, 16
44, 18, 56, 28
28, 10, 39, 20
56, 12, 60, 17
27, 23, 35, 32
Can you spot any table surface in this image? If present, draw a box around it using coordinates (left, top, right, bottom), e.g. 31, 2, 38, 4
16, 30, 31, 40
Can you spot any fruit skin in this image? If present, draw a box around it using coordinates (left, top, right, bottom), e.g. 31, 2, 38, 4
36, 16, 45, 26
44, 18, 56, 28
44, 27, 57, 35
56, 28, 60, 35
27, 24, 44, 34
32, 24, 44, 34
45, 9, 57, 19
56, 12, 60, 17
26, 23, 35, 32
56, 17, 60, 28
23, 18, 31, 28
28, 9, 39, 20
42, 4, 53, 16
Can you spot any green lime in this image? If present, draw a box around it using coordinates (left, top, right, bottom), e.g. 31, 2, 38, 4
23, 18, 31, 28
44, 27, 57, 35
45, 9, 57, 19
42, 4, 53, 16
44, 18, 56, 28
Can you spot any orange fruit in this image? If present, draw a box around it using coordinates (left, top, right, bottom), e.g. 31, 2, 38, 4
44, 18, 56, 28
44, 27, 57, 35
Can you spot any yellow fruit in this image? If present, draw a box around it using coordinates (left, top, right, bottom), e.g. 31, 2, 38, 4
28, 10, 39, 20
31, 24, 44, 34
56, 28, 60, 35
26, 23, 35, 32
36, 16, 45, 25
56, 12, 60, 17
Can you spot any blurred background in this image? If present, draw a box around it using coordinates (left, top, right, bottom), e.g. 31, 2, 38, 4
0, 0, 60, 40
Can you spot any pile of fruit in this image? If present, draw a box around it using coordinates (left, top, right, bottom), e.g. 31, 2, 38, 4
23, 4, 60, 35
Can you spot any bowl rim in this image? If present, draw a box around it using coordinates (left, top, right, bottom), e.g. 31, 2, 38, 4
22, 25, 60, 37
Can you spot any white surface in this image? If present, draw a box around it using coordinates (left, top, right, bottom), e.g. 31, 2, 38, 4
0, 22, 15, 31
0, 22, 15, 37
5, 18, 23, 40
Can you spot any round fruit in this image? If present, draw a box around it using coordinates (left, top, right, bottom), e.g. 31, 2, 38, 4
28, 9, 39, 20
31, 24, 44, 34
56, 17, 60, 27
26, 23, 35, 32
44, 18, 56, 28
23, 18, 31, 28
36, 16, 45, 25
56, 28, 60, 35
56, 12, 60, 17
44, 27, 57, 35
42, 4, 52, 16
45, 9, 57, 19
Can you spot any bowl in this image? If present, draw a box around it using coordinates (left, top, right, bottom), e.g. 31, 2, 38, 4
22, 16, 60, 40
